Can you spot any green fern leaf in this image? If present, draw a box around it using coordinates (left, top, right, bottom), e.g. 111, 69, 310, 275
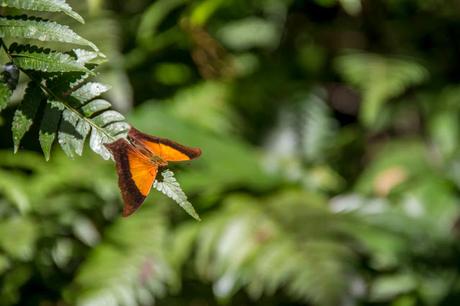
104, 121, 130, 137
89, 127, 112, 160
39, 101, 63, 161
79, 99, 111, 117
154, 169, 201, 221
335, 52, 427, 127
0, 81, 12, 111
0, 16, 98, 51
68, 206, 171, 306
0, 0, 85, 24
58, 109, 90, 158
92, 110, 125, 127
10, 47, 90, 73
71, 82, 110, 104
73, 49, 100, 64
12, 81, 43, 152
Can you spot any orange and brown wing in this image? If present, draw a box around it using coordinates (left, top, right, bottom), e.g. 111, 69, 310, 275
105, 138, 158, 216
128, 127, 201, 162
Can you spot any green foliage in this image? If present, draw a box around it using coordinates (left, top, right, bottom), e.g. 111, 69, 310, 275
190, 191, 357, 306
0, 2, 199, 222
69, 205, 172, 306
0, 0, 84, 23
9, 44, 90, 73
2, 1, 460, 306
154, 170, 200, 221
0, 16, 97, 50
336, 52, 428, 127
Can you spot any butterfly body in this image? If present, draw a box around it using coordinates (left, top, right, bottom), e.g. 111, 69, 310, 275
105, 127, 201, 216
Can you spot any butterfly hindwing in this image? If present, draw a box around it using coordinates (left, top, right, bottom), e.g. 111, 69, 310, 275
105, 138, 158, 216
128, 127, 201, 162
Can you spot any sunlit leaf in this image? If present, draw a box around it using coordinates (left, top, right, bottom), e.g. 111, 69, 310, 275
0, 16, 98, 50
79, 99, 111, 117
71, 82, 110, 104
0, 0, 85, 23
11, 47, 90, 73
154, 169, 201, 221
58, 109, 90, 158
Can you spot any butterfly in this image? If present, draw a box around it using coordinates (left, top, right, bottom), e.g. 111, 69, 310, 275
105, 127, 201, 217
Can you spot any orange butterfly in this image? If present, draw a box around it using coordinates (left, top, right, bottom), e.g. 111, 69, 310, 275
105, 127, 201, 217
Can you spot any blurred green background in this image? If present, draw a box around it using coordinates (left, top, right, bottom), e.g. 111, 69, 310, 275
2, 0, 460, 305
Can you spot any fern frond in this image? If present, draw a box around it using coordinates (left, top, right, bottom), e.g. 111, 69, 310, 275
68, 206, 173, 306
0, 16, 98, 51
12, 81, 43, 152
192, 192, 357, 305
0, 0, 85, 24
335, 52, 427, 127
154, 170, 201, 221
9, 44, 90, 73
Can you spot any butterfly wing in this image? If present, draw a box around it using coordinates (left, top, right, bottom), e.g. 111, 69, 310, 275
105, 138, 158, 216
128, 127, 201, 162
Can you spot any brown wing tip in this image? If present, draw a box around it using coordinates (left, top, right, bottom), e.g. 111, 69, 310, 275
189, 147, 202, 159
122, 205, 137, 217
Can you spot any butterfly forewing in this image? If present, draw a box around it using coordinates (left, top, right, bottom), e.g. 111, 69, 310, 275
128, 127, 201, 162
105, 138, 158, 216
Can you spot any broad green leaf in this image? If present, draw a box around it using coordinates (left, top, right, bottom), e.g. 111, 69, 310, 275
58, 109, 90, 158
11, 49, 90, 73
0, 81, 12, 111
12, 81, 43, 152
39, 101, 63, 161
153, 169, 201, 221
71, 82, 110, 104
0, 16, 98, 51
0, 0, 85, 23
89, 127, 111, 160
79, 99, 111, 117
92, 110, 125, 127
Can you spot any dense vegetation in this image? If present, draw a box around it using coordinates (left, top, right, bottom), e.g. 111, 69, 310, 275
0, 0, 460, 305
